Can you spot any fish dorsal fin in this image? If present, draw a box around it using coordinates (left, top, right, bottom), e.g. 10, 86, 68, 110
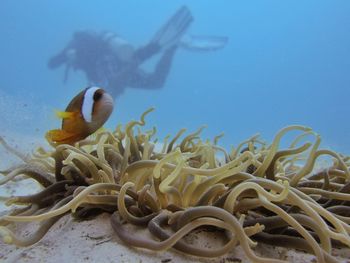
82, 86, 100, 123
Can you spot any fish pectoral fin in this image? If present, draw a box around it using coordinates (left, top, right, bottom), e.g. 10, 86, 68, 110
54, 110, 80, 120
45, 129, 82, 145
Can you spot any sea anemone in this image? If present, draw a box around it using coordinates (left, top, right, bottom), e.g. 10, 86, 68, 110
1, 108, 350, 263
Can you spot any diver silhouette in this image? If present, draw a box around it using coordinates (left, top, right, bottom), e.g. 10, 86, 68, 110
48, 6, 228, 98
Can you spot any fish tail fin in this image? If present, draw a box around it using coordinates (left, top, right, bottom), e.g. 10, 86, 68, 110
45, 129, 82, 145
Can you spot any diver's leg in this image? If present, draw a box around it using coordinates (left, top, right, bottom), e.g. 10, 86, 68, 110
134, 43, 161, 63
150, 6, 193, 49
134, 6, 193, 64
130, 46, 178, 89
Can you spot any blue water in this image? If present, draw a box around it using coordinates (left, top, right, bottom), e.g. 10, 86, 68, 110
1, 1, 349, 152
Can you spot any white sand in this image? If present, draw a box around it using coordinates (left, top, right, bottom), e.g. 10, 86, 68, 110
1, 211, 350, 263
1, 135, 350, 263
0, 133, 45, 212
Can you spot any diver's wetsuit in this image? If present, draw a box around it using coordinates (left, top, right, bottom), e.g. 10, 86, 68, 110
49, 6, 229, 97
48, 31, 177, 97
48, 6, 193, 98
103, 44, 178, 97
93, 36, 178, 98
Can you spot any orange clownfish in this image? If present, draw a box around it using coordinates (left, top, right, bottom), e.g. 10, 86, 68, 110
46, 87, 114, 145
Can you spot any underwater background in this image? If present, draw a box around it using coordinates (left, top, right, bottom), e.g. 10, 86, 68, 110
0, 0, 349, 153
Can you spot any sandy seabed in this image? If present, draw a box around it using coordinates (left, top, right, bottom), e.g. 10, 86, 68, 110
1, 134, 350, 263
1, 209, 350, 263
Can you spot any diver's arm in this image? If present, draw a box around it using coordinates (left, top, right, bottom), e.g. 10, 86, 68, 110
48, 47, 70, 69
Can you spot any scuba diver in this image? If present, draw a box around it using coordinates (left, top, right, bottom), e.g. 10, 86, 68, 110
48, 6, 228, 98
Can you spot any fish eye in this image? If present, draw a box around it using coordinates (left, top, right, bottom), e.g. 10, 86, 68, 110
93, 89, 103, 101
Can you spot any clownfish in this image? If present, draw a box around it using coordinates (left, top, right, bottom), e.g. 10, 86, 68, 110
46, 87, 114, 145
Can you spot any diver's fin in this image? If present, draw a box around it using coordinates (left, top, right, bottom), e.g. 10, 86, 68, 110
55, 110, 80, 120
45, 129, 82, 145
179, 35, 229, 52
150, 6, 194, 49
